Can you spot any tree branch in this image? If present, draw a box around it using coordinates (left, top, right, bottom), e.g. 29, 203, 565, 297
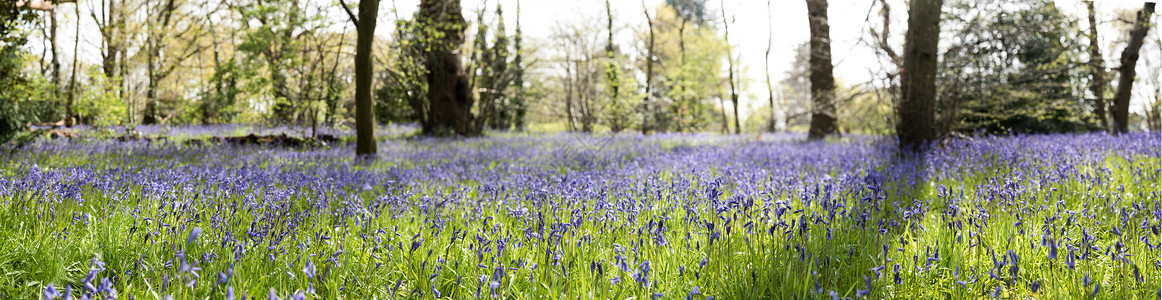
339, 0, 359, 29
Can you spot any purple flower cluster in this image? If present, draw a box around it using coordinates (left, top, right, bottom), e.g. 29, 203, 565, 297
1, 131, 1158, 298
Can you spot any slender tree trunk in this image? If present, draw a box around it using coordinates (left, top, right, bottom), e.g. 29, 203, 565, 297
120, 46, 129, 124
355, 0, 379, 157
325, 28, 346, 124
67, 2, 79, 126
897, 0, 942, 151
50, 8, 61, 99
565, 54, 576, 131
513, 0, 527, 131
718, 94, 728, 134
766, 0, 776, 132
605, 0, 619, 113
678, 20, 687, 132
1085, 1, 1109, 130
721, 0, 740, 134
642, 1, 654, 134
580, 58, 595, 133
1111, 2, 1155, 134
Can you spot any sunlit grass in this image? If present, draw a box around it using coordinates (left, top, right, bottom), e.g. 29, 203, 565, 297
0, 133, 1157, 299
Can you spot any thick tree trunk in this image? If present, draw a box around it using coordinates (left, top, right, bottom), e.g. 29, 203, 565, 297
355, 0, 379, 157
1111, 2, 1155, 134
426, 51, 473, 135
805, 0, 837, 140
421, 0, 474, 136
1085, 1, 1108, 130
897, 0, 942, 151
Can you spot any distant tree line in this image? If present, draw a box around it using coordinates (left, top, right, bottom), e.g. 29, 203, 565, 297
0, 0, 1158, 149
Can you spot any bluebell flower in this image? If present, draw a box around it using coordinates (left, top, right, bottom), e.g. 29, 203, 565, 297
44, 284, 60, 300
686, 286, 701, 300
188, 227, 203, 245
303, 258, 316, 280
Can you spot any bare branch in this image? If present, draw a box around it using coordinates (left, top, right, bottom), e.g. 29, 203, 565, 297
16, 0, 74, 12
339, 0, 360, 28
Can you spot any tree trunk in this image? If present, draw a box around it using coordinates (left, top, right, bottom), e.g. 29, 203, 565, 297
642, 1, 654, 134
49, 8, 60, 97
565, 53, 576, 131
766, 0, 776, 132
805, 0, 837, 140
355, 0, 379, 157
718, 94, 728, 134
678, 20, 687, 132
421, 0, 474, 136
897, 0, 942, 151
67, 2, 79, 126
1085, 1, 1108, 130
605, 0, 618, 110
1111, 2, 1155, 134
120, 46, 129, 124
512, 0, 527, 131
721, 0, 740, 134
144, 49, 159, 124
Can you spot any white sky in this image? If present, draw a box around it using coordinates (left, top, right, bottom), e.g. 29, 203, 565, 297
27, 0, 1161, 123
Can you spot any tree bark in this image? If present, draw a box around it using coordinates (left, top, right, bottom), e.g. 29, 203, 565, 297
67, 1, 79, 126
1111, 2, 1155, 134
678, 19, 687, 132
1085, 1, 1108, 130
721, 0, 740, 134
49, 7, 60, 97
642, 0, 654, 134
565, 54, 576, 132
606, 0, 619, 111
421, 0, 474, 136
354, 0, 379, 157
805, 0, 837, 139
512, 0, 527, 131
897, 0, 942, 151
766, 0, 776, 132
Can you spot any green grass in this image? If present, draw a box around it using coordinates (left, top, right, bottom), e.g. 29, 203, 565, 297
0, 140, 1157, 299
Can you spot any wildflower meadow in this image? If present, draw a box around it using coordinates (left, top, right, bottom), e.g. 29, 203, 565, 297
1, 129, 1158, 299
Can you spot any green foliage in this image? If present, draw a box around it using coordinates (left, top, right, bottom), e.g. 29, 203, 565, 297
0, 5, 35, 143
199, 58, 245, 124
645, 3, 729, 133
377, 13, 430, 125
234, 0, 335, 125
940, 0, 1099, 134
838, 88, 894, 135
603, 61, 641, 132
76, 67, 126, 126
